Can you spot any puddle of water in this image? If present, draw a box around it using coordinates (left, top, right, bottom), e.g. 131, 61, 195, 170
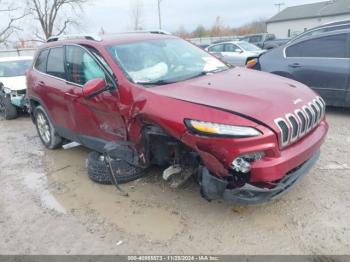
23, 172, 67, 214
43, 147, 184, 241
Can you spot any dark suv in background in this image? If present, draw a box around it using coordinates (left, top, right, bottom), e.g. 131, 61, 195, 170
252, 29, 350, 107
241, 33, 288, 50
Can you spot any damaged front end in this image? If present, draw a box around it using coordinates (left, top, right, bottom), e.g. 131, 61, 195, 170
199, 150, 319, 204
2, 86, 27, 108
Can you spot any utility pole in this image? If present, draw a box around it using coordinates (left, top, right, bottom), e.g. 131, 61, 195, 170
274, 2, 285, 12
158, 0, 163, 29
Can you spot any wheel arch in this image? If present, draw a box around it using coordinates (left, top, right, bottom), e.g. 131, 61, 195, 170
28, 96, 53, 124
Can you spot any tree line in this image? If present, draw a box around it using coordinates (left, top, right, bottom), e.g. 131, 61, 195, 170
174, 16, 267, 39
0, 0, 266, 48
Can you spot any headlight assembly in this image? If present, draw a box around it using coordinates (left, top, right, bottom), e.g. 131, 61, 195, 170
4, 87, 11, 94
184, 119, 262, 138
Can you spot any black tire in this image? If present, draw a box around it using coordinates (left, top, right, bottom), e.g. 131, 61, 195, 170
34, 105, 63, 149
86, 151, 148, 185
0, 93, 17, 120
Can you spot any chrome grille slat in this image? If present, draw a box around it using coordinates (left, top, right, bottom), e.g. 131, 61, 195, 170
286, 113, 299, 142
310, 102, 319, 125
295, 109, 307, 136
275, 97, 326, 148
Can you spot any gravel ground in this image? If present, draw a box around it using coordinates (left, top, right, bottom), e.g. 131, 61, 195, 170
0, 107, 349, 255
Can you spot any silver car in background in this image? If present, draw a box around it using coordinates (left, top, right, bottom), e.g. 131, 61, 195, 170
206, 41, 266, 67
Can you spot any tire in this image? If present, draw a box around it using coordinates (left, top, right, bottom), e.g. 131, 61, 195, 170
86, 151, 148, 185
34, 105, 62, 149
0, 93, 17, 120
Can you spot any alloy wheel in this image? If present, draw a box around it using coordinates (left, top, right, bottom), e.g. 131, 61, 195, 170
36, 112, 51, 144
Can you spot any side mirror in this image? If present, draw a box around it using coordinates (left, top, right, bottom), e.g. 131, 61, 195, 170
235, 49, 243, 53
82, 78, 106, 99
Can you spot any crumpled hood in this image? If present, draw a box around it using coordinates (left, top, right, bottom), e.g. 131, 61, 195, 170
149, 68, 319, 131
0, 76, 27, 91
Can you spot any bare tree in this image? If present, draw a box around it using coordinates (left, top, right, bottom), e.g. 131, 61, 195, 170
26, 0, 89, 41
211, 16, 224, 37
130, 0, 143, 30
0, 1, 27, 44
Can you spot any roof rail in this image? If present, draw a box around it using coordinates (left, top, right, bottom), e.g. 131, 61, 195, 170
118, 30, 172, 35
47, 34, 102, 42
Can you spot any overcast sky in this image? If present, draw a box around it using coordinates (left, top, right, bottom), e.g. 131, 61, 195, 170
5, 0, 325, 42
81, 0, 323, 33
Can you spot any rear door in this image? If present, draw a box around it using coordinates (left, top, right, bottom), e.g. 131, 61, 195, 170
64, 44, 126, 151
284, 33, 350, 106
34, 46, 77, 137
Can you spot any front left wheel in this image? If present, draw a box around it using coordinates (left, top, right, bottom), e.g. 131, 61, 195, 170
34, 105, 63, 149
0, 92, 18, 120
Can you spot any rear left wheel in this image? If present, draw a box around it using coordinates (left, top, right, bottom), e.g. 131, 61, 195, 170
34, 105, 62, 149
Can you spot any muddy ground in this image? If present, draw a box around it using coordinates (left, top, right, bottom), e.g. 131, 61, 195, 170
0, 108, 350, 255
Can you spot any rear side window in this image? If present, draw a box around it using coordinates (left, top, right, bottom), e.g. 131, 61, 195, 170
34, 49, 49, 73
209, 44, 223, 52
46, 47, 65, 78
66, 45, 106, 85
224, 44, 240, 52
286, 34, 348, 58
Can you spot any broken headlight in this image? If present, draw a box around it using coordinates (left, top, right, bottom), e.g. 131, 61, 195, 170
231, 152, 265, 173
185, 119, 262, 138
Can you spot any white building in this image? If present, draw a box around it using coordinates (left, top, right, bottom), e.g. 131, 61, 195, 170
267, 0, 350, 38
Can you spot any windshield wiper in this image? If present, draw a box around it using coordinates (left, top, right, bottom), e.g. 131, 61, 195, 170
184, 68, 228, 81
135, 79, 175, 86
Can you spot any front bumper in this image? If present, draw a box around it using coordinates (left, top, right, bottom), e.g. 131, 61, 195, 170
201, 150, 320, 204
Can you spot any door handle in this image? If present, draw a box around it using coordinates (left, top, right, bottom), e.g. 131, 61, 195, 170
64, 92, 79, 100
288, 63, 302, 68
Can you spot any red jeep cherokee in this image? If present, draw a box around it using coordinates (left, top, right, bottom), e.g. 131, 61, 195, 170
26, 32, 328, 204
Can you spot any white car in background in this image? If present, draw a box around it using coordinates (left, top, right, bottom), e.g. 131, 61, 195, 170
0, 56, 32, 119
206, 41, 266, 67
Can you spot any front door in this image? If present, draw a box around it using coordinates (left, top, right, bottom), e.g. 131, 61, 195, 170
223, 43, 246, 66
64, 45, 126, 152
285, 33, 350, 107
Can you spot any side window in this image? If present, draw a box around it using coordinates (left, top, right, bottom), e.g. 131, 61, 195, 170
286, 34, 347, 58
66, 45, 106, 86
34, 49, 49, 73
46, 47, 65, 78
209, 44, 223, 52
87, 47, 114, 76
249, 36, 262, 42
224, 44, 240, 52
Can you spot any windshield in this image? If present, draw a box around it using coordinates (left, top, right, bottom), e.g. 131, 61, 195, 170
107, 39, 228, 85
0, 60, 32, 77
238, 42, 261, 51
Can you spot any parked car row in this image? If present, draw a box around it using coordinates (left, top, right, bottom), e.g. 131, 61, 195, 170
250, 20, 350, 107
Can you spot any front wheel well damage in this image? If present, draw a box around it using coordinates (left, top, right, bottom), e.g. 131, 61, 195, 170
139, 124, 200, 170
